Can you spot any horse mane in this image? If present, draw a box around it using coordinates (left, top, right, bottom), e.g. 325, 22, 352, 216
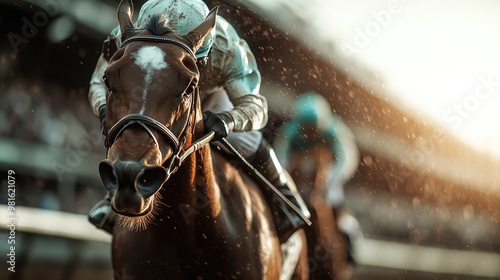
144, 14, 174, 36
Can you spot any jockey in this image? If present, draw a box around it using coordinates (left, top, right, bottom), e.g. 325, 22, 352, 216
87, 0, 310, 242
274, 91, 363, 260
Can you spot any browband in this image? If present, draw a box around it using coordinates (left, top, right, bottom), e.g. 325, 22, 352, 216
121, 35, 196, 60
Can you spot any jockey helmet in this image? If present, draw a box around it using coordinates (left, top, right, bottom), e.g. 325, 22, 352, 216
136, 0, 215, 58
293, 92, 332, 129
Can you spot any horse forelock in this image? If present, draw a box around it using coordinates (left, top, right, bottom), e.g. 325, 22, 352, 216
143, 14, 174, 36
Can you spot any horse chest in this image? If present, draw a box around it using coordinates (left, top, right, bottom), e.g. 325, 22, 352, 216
112, 227, 250, 279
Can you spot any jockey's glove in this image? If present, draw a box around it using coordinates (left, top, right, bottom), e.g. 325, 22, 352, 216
203, 111, 235, 141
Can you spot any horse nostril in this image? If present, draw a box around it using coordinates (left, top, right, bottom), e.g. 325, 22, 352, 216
136, 166, 167, 198
99, 160, 117, 192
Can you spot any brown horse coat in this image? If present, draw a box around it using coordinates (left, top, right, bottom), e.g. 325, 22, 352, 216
97, 1, 308, 279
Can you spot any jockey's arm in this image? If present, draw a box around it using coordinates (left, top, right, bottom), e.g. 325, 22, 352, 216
88, 29, 119, 118
217, 21, 268, 132
88, 54, 109, 118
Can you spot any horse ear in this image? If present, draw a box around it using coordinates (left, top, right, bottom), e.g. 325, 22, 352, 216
117, 0, 135, 40
184, 7, 218, 52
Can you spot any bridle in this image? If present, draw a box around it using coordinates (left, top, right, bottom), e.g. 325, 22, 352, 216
102, 34, 312, 225
121, 35, 197, 58
103, 35, 214, 180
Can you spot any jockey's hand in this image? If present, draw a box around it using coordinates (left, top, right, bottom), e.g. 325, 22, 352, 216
203, 111, 234, 141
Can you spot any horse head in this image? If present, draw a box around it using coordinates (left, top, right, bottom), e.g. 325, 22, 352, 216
98, 0, 217, 227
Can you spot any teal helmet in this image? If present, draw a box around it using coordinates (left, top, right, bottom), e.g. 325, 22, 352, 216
293, 92, 332, 129
136, 0, 215, 58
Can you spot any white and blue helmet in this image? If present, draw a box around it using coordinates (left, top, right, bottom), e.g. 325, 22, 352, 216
115, 0, 215, 58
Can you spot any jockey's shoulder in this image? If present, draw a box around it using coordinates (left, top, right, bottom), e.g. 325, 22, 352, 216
213, 16, 243, 52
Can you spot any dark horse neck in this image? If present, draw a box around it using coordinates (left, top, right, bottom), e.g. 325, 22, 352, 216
151, 133, 244, 278
114, 124, 283, 279
169, 143, 221, 224
156, 126, 224, 238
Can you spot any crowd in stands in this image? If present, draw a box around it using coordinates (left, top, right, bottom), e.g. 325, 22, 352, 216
1, 77, 103, 151
0, 77, 106, 214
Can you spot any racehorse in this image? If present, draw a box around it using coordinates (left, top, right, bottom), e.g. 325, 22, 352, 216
97, 1, 308, 279
287, 145, 352, 279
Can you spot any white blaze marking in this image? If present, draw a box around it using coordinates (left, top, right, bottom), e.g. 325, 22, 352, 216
133, 46, 168, 113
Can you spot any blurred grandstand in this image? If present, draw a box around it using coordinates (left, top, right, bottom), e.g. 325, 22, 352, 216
1, 0, 499, 279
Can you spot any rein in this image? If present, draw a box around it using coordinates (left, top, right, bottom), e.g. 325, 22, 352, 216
104, 34, 212, 179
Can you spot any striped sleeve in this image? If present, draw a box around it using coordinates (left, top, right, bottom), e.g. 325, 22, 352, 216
88, 54, 109, 117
